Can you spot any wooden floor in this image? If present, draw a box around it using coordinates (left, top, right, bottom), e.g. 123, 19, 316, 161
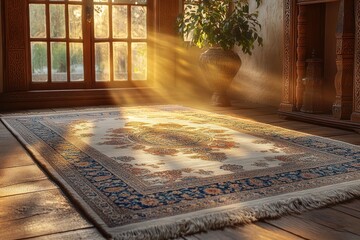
0, 102, 359, 240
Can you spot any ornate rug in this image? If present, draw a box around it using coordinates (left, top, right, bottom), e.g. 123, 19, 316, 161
2, 105, 360, 239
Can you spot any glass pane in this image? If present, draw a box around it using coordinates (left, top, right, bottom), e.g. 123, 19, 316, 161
112, 0, 147, 4
31, 42, 48, 82
94, 5, 109, 38
95, 43, 110, 82
113, 6, 128, 39
113, 42, 128, 81
132, 43, 147, 80
70, 43, 84, 82
69, 5, 83, 39
69, 0, 82, 1
94, 0, 108, 2
29, 4, 46, 38
131, 6, 147, 39
50, 5, 66, 39
51, 42, 67, 82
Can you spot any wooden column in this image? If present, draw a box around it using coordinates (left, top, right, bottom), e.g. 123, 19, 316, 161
295, 5, 307, 110
332, 0, 355, 119
351, 0, 360, 122
279, 0, 297, 112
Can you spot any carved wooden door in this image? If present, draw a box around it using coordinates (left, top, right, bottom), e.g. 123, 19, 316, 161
27, 0, 151, 90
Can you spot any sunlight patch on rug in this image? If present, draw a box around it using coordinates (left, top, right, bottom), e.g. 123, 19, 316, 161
2, 105, 360, 240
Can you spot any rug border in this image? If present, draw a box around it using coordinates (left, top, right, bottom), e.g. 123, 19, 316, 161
1, 106, 360, 240
111, 180, 360, 240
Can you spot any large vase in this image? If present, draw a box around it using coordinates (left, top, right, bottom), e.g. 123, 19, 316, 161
199, 47, 242, 107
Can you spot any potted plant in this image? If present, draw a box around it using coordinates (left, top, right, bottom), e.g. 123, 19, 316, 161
177, 0, 263, 106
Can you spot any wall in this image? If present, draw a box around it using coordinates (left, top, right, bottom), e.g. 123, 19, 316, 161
230, 0, 284, 107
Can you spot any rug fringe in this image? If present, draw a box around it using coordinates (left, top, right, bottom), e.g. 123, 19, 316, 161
113, 185, 360, 240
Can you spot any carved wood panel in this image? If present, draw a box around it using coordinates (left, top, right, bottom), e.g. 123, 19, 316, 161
332, 0, 354, 119
354, 0, 360, 113
4, 0, 28, 91
5, 0, 26, 49
351, 0, 360, 122
280, 0, 296, 112
281, 0, 360, 123
6, 50, 27, 91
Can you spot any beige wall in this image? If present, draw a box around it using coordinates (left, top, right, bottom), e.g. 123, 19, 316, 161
230, 0, 284, 107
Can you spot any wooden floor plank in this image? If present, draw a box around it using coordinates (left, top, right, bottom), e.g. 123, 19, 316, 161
225, 112, 287, 123
331, 205, 360, 219
0, 148, 35, 168
188, 222, 305, 240
0, 123, 36, 169
0, 189, 93, 240
337, 200, 360, 212
265, 214, 360, 240
0, 179, 57, 198
295, 208, 360, 236
329, 134, 360, 145
0, 165, 48, 188
270, 120, 324, 131
228, 222, 305, 240
190, 104, 277, 116
182, 235, 200, 240
225, 109, 278, 117
25, 228, 105, 240
331, 201, 360, 220
188, 228, 239, 240
242, 115, 289, 124
290, 126, 355, 137
51, 107, 80, 113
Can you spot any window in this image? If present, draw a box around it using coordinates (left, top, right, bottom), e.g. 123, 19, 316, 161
27, 0, 152, 89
